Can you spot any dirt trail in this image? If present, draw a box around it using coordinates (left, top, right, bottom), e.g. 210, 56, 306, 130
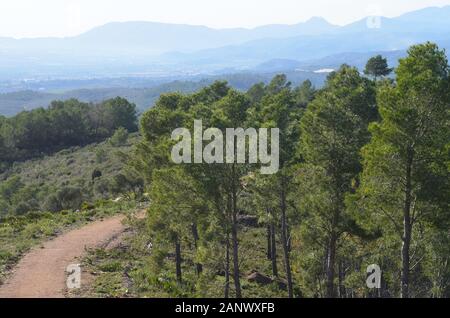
0, 214, 131, 298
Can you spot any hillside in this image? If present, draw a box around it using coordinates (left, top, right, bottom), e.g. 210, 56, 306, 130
0, 133, 142, 217
255, 50, 407, 72
0, 82, 203, 117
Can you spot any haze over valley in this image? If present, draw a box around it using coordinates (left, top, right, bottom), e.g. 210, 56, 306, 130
1, 5, 450, 117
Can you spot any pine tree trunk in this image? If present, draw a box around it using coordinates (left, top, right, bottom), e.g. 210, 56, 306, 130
231, 165, 242, 298
401, 150, 413, 298
175, 238, 182, 284
280, 184, 293, 298
267, 224, 272, 260
287, 225, 292, 253
231, 201, 242, 297
271, 222, 278, 277
225, 231, 230, 298
338, 260, 345, 298
191, 223, 203, 276
401, 222, 412, 298
326, 233, 337, 298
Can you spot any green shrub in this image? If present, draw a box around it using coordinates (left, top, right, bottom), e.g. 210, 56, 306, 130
94, 179, 111, 198
81, 202, 95, 210
95, 148, 108, 163
109, 127, 129, 147
44, 194, 62, 213
58, 187, 83, 211
14, 202, 32, 215
99, 261, 122, 272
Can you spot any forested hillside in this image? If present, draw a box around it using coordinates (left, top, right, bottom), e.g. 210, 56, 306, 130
0, 42, 448, 299
0, 97, 143, 216
0, 97, 138, 169
110, 42, 447, 298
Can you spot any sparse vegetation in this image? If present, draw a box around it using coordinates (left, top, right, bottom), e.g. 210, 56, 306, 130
0, 200, 137, 285
0, 133, 142, 216
70, 214, 291, 298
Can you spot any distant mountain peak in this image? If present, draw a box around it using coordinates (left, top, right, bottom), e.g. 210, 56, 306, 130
305, 16, 333, 25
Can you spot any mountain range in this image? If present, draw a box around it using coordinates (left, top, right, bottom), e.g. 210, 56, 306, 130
0, 5, 449, 80
0, 16, 337, 55
164, 6, 450, 67
1, 5, 450, 116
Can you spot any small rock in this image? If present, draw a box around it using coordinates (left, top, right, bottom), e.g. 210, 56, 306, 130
247, 271, 273, 285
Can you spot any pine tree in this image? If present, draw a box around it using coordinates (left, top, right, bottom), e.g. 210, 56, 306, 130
356, 42, 450, 298
364, 55, 393, 80
298, 65, 377, 297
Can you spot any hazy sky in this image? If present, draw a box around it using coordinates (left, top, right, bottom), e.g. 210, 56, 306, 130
1, 0, 450, 38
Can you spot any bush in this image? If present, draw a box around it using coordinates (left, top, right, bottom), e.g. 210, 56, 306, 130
58, 187, 83, 211
44, 194, 62, 213
94, 179, 111, 198
81, 202, 95, 210
99, 261, 122, 272
109, 127, 129, 147
44, 187, 83, 212
109, 173, 144, 196
95, 148, 108, 163
14, 202, 31, 215
0, 200, 9, 216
